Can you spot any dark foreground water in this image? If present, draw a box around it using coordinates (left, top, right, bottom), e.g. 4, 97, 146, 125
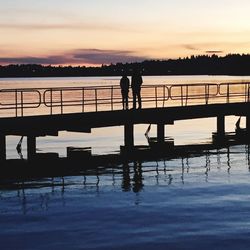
1, 145, 250, 250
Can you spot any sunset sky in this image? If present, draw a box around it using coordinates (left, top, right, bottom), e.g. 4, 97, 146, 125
1, 0, 250, 66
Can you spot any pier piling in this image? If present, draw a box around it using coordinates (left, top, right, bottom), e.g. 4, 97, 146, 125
157, 123, 165, 143
0, 134, 6, 161
246, 115, 250, 136
217, 115, 225, 137
124, 123, 134, 148
27, 135, 36, 160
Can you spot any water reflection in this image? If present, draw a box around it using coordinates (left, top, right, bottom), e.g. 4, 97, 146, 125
1, 144, 250, 214
181, 158, 185, 184
17, 186, 27, 215
13, 177, 67, 214
132, 161, 144, 193
227, 147, 231, 174
122, 163, 131, 192
217, 149, 221, 168
247, 144, 250, 170
205, 151, 211, 182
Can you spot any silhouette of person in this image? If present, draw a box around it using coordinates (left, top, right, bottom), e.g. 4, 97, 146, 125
131, 68, 143, 109
120, 73, 130, 110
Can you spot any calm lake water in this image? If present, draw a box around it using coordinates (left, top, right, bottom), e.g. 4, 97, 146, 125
1, 75, 250, 249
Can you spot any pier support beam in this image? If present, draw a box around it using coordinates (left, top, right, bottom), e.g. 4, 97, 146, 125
246, 115, 250, 136
124, 124, 134, 148
157, 123, 165, 143
217, 115, 225, 137
0, 134, 6, 161
27, 135, 36, 160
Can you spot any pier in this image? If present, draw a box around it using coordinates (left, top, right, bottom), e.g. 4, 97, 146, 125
0, 82, 250, 161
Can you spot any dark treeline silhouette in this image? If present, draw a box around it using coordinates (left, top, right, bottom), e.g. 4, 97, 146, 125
1, 54, 250, 78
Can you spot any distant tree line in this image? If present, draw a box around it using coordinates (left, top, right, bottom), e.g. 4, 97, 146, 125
1, 54, 250, 78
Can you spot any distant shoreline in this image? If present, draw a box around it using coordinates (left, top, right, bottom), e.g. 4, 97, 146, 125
1, 73, 250, 79
1, 54, 250, 78
1, 72, 250, 79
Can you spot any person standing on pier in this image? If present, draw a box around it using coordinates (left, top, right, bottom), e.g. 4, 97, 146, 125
131, 68, 143, 109
120, 73, 130, 110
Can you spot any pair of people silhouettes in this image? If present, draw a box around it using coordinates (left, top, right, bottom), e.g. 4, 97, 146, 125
120, 69, 143, 110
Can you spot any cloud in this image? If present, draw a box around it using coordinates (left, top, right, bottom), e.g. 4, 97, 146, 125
182, 44, 199, 51
0, 49, 149, 65
72, 49, 148, 64
0, 22, 139, 32
205, 50, 224, 54
0, 23, 76, 30
0, 22, 111, 30
0, 56, 68, 65
182, 43, 225, 54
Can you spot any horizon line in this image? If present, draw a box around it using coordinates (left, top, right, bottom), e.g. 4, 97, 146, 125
0, 53, 249, 68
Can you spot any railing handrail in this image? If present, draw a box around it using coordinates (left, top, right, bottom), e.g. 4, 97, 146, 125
0, 82, 250, 117
169, 83, 219, 99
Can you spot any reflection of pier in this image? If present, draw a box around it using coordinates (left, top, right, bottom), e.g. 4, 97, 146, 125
0, 82, 250, 161
1, 144, 250, 216
0, 140, 250, 182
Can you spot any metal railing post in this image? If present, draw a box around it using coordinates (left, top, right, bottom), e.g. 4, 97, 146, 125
111, 86, 114, 110
248, 85, 250, 102
205, 84, 209, 105
82, 88, 85, 112
185, 85, 188, 106
95, 89, 98, 112
163, 86, 166, 107
181, 86, 183, 106
60, 89, 63, 114
244, 83, 247, 102
20, 91, 24, 117
155, 87, 158, 108
50, 88, 53, 115
227, 83, 230, 103
15, 90, 18, 117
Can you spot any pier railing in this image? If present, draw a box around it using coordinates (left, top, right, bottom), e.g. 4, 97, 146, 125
0, 82, 250, 117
